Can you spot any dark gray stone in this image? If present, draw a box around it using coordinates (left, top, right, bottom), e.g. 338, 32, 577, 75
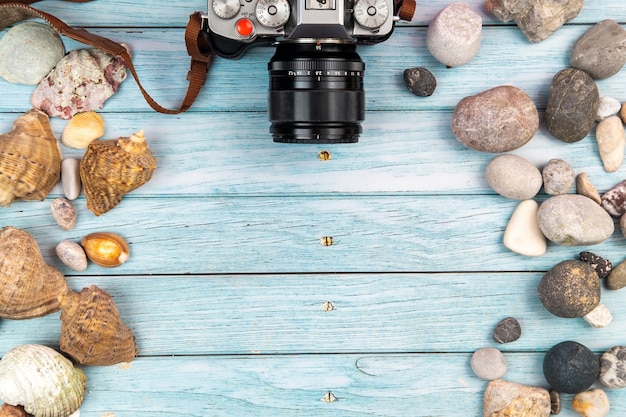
543, 341, 599, 394
579, 251, 613, 279
545, 68, 599, 143
493, 317, 522, 344
571, 19, 626, 80
403, 67, 437, 97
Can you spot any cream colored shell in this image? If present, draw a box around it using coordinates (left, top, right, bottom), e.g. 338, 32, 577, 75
61, 111, 105, 149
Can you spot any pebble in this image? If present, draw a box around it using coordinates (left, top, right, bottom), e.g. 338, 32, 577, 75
595, 116, 625, 172
576, 173, 602, 205
606, 259, 626, 290
61, 158, 82, 201
50, 198, 77, 231
55, 240, 88, 272
403, 67, 437, 97
571, 19, 626, 80
599, 346, 626, 389
545, 68, 599, 143
601, 179, 626, 217
493, 317, 522, 344
483, 379, 551, 417
542, 158, 575, 195
452, 85, 539, 152
0, 22, 65, 85
471, 347, 507, 380
503, 199, 547, 257
550, 390, 562, 415
583, 304, 613, 328
426, 2, 482, 67
543, 341, 600, 394
596, 96, 622, 121
579, 251, 612, 278
486, 154, 542, 200
621, 214, 626, 238
537, 194, 614, 246
572, 389, 610, 417
621, 102, 626, 124
485, 0, 584, 43
538, 260, 601, 318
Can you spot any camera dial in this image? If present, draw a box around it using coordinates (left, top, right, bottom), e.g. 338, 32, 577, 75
353, 0, 389, 30
255, 0, 290, 28
212, 0, 241, 19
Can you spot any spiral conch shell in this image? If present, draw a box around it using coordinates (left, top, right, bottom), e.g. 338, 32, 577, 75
0, 110, 62, 207
80, 130, 156, 215
59, 285, 138, 365
0, 344, 86, 417
0, 226, 69, 319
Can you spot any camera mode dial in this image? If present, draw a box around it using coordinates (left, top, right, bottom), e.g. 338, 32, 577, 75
255, 0, 290, 28
212, 0, 241, 19
353, 0, 389, 30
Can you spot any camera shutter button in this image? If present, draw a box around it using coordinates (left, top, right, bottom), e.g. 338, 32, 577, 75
235, 18, 255, 38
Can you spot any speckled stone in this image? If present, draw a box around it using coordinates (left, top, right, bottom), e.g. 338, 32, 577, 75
486, 154, 542, 200
537, 194, 614, 246
542, 158, 575, 195
538, 260, 601, 318
545, 68, 599, 143
601, 179, 626, 217
50, 198, 76, 231
599, 346, 626, 389
403, 67, 437, 97
55, 240, 88, 272
606, 259, 626, 290
579, 251, 612, 278
596, 97, 622, 121
493, 317, 522, 344
483, 379, 551, 417
571, 19, 626, 80
471, 347, 507, 380
543, 341, 600, 394
452, 85, 539, 152
583, 304, 613, 328
572, 389, 610, 417
503, 199, 547, 257
576, 173, 602, 205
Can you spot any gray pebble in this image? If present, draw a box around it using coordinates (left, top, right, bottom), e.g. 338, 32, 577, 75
486, 154, 542, 199
61, 158, 82, 201
55, 240, 88, 272
50, 198, 76, 231
403, 67, 436, 97
571, 19, 626, 80
596, 96, 622, 121
600, 346, 626, 389
542, 158, 575, 195
471, 347, 507, 380
493, 317, 521, 344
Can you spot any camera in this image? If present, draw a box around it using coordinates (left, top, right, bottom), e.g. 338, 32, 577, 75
203, 0, 415, 143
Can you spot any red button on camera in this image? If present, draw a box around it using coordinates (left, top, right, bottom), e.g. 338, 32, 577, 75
235, 19, 255, 38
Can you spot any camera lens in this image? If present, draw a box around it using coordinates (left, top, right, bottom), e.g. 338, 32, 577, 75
268, 41, 365, 144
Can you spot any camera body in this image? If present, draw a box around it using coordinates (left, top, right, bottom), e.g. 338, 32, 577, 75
204, 0, 413, 143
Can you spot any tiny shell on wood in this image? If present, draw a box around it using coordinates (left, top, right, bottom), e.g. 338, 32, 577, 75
61, 111, 105, 149
82, 232, 130, 267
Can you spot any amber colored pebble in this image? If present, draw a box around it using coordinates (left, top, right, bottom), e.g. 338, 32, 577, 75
82, 232, 130, 267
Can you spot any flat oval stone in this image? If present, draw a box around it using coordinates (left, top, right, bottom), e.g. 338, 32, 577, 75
61, 158, 82, 201
537, 194, 614, 246
538, 260, 601, 318
571, 19, 626, 80
452, 85, 538, 152
50, 198, 76, 231
596, 96, 622, 121
543, 341, 599, 394
607, 259, 626, 290
600, 346, 626, 389
486, 154, 542, 200
55, 240, 88, 272
596, 116, 625, 172
471, 347, 507, 380
542, 158, 575, 195
403, 67, 436, 97
493, 317, 522, 344
545, 68, 599, 143
503, 199, 547, 257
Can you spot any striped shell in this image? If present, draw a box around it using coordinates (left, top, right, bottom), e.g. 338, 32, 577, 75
59, 285, 137, 365
80, 130, 156, 216
0, 344, 86, 417
0, 110, 61, 207
0, 226, 69, 319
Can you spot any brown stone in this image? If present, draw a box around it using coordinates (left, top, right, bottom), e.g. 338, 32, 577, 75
484, 379, 551, 417
607, 260, 626, 290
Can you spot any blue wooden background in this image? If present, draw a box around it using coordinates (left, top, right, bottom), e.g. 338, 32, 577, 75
1, 0, 626, 415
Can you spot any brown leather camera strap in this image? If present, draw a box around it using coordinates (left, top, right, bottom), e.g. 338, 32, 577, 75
0, 0, 212, 114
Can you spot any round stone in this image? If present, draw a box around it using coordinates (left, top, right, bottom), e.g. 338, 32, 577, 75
596, 96, 622, 121
452, 85, 539, 152
571, 19, 626, 80
543, 341, 599, 394
599, 346, 626, 389
486, 154, 542, 200
471, 347, 507, 380
542, 158, 575, 195
493, 317, 522, 344
537, 194, 614, 246
538, 260, 601, 318
545, 68, 599, 143
403, 67, 437, 97
607, 259, 626, 290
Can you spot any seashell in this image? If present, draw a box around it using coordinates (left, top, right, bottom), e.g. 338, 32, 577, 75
61, 158, 82, 201
61, 112, 105, 149
55, 241, 88, 272
59, 285, 138, 365
50, 198, 77, 231
0, 344, 86, 417
81, 232, 130, 268
80, 130, 156, 215
0, 403, 28, 417
0, 110, 62, 207
0, 227, 69, 319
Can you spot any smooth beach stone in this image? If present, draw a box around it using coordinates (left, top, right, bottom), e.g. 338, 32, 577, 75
483, 379, 551, 417
471, 347, 507, 380
452, 85, 538, 152
537, 194, 614, 246
579, 251, 612, 279
583, 304, 612, 328
601, 179, 626, 217
542, 158, 574, 195
0, 22, 65, 85
426, 2, 482, 67
545, 68, 599, 143
503, 199, 547, 257
493, 317, 522, 344
543, 341, 600, 394
571, 19, 626, 80
486, 154, 542, 200
606, 259, 626, 290
61, 158, 82, 201
596, 97, 622, 121
572, 389, 610, 417
599, 346, 626, 389
576, 173, 602, 205
538, 260, 601, 318
403, 67, 437, 97
55, 240, 88, 272
595, 116, 625, 173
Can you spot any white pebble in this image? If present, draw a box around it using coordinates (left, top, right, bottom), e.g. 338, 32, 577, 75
55, 240, 88, 272
471, 347, 507, 380
583, 303, 612, 328
596, 97, 622, 121
572, 389, 610, 417
61, 158, 82, 200
503, 200, 547, 257
596, 116, 625, 172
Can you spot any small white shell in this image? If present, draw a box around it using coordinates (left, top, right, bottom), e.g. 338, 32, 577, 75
61, 111, 104, 149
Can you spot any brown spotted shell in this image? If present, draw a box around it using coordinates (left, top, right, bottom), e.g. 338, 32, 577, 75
0, 110, 62, 207
79, 130, 156, 215
0, 226, 69, 319
0, 404, 28, 417
59, 285, 137, 365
